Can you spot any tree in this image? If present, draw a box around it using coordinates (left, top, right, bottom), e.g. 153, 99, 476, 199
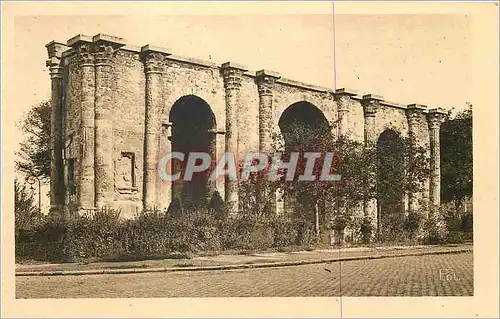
269, 121, 430, 244
14, 178, 43, 231
15, 101, 51, 182
376, 134, 429, 241
440, 104, 473, 202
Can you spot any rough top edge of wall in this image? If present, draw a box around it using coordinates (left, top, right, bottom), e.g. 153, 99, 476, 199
275, 78, 330, 93
350, 96, 425, 112
54, 34, 436, 111
166, 54, 219, 69
380, 100, 412, 111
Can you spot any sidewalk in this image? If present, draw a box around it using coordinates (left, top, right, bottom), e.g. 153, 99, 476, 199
16, 243, 472, 276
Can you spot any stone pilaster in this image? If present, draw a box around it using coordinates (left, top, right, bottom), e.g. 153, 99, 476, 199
334, 88, 357, 138
205, 127, 225, 201
46, 41, 69, 212
362, 94, 383, 146
221, 62, 247, 211
158, 121, 173, 209
92, 34, 125, 208
68, 35, 96, 210
406, 104, 428, 215
256, 69, 280, 154
141, 45, 170, 211
361, 94, 383, 235
427, 108, 447, 219
256, 69, 280, 214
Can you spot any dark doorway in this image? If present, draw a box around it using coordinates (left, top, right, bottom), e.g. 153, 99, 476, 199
169, 95, 216, 208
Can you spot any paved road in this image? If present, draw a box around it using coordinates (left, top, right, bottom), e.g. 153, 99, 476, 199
16, 252, 473, 298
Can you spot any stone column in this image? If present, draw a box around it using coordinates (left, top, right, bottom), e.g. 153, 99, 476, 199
362, 94, 383, 146
427, 108, 447, 219
334, 88, 357, 138
221, 62, 247, 211
92, 34, 125, 208
45, 41, 69, 212
158, 122, 173, 209
361, 94, 383, 234
206, 128, 225, 200
256, 70, 280, 154
256, 69, 280, 214
406, 104, 428, 215
68, 35, 96, 209
141, 45, 170, 211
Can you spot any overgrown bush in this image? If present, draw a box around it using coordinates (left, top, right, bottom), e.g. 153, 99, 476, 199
441, 205, 473, 244
403, 212, 422, 241
422, 215, 443, 245
359, 216, 374, 244
16, 204, 311, 262
15, 199, 474, 262
271, 217, 301, 248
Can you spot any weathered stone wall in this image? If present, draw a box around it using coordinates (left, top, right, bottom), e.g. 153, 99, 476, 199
373, 103, 410, 138
109, 50, 146, 218
64, 56, 82, 206
47, 34, 446, 231
238, 75, 260, 156
339, 97, 365, 143
273, 81, 336, 135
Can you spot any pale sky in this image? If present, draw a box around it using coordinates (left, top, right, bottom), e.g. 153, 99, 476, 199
8, 12, 472, 213
13, 13, 472, 121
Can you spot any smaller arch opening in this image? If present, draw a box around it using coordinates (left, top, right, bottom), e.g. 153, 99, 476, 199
376, 129, 406, 239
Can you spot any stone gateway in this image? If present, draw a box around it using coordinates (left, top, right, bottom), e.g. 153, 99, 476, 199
45, 33, 446, 235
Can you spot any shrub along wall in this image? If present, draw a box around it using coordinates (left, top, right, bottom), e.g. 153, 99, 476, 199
15, 203, 473, 262
16, 206, 320, 262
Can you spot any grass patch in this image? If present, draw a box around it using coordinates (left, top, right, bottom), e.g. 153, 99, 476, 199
237, 250, 257, 255
277, 245, 316, 253
102, 263, 149, 270
100, 253, 191, 263
173, 262, 196, 268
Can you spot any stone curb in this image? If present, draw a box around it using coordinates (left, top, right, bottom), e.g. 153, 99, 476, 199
16, 248, 472, 277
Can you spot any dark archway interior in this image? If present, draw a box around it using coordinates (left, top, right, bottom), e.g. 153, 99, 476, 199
279, 101, 331, 151
278, 101, 332, 231
376, 129, 405, 238
169, 95, 216, 207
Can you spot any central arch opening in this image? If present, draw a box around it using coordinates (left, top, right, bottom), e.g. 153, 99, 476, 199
278, 101, 332, 241
169, 95, 216, 208
279, 101, 331, 150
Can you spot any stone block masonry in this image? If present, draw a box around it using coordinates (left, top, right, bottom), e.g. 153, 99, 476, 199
46, 33, 446, 233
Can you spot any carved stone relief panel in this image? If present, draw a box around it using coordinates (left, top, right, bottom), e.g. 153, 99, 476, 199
114, 151, 138, 194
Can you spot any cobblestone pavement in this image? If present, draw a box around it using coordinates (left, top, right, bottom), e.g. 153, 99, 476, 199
16, 252, 473, 298
16, 244, 472, 273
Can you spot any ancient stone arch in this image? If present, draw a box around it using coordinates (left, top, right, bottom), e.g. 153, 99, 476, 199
278, 100, 331, 150
46, 34, 446, 231
168, 95, 217, 207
